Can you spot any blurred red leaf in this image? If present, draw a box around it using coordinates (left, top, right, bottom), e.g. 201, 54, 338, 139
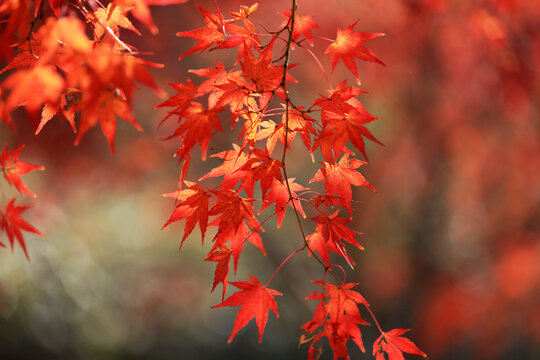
0, 145, 44, 198
373, 329, 427, 360
0, 198, 44, 260
280, 12, 320, 46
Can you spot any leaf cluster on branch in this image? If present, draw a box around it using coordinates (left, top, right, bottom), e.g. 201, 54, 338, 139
0, 1, 426, 359
158, 2, 426, 359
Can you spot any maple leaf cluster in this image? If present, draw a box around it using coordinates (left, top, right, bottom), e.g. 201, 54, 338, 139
159, 2, 426, 359
0, 0, 428, 358
0, 0, 185, 258
0, 145, 44, 258
0, 0, 186, 153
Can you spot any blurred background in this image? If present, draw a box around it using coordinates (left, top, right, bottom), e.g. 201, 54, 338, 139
1, 0, 539, 359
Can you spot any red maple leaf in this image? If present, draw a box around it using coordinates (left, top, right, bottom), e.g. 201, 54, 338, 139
0, 145, 45, 198
0, 198, 44, 260
239, 148, 283, 199
240, 38, 283, 93
199, 144, 251, 189
326, 23, 385, 84
209, 189, 260, 239
220, 20, 260, 50
316, 98, 382, 161
155, 79, 199, 125
313, 81, 382, 160
210, 220, 265, 273
189, 62, 244, 108
0, 40, 40, 76
205, 245, 232, 301
213, 274, 282, 343
301, 281, 369, 360
283, 106, 317, 153
165, 102, 224, 161
310, 154, 374, 213
230, 3, 259, 21
162, 182, 210, 249
373, 329, 427, 360
2, 64, 64, 114
306, 211, 363, 266
280, 12, 320, 46
258, 178, 308, 228
37, 89, 80, 134
176, 4, 226, 59
94, 3, 141, 40
34, 0, 63, 17
215, 80, 252, 119
323, 281, 368, 320
310, 193, 346, 209
313, 80, 367, 116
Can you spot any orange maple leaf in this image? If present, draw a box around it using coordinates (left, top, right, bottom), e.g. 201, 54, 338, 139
94, 3, 141, 39
3, 64, 64, 114
230, 3, 259, 21
37, 90, 80, 134
75, 91, 141, 154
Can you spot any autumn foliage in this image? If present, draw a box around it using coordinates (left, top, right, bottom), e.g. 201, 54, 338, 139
0, 0, 181, 260
6, 1, 538, 359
